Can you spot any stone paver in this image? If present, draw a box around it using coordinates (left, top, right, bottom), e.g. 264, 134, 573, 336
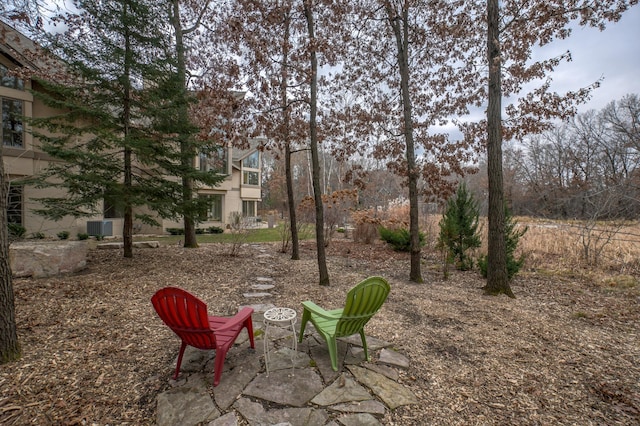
337, 413, 383, 426
251, 284, 275, 290
330, 400, 387, 415
339, 335, 391, 351
242, 292, 272, 298
212, 347, 261, 410
243, 368, 324, 407
363, 363, 399, 381
157, 374, 220, 426
234, 397, 328, 426
207, 412, 238, 426
266, 347, 312, 371
347, 365, 418, 410
378, 348, 410, 369
311, 374, 373, 406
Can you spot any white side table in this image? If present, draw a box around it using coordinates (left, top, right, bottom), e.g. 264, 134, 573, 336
263, 307, 297, 376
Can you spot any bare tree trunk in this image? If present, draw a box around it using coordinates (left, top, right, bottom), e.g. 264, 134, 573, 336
281, 7, 299, 260
172, 0, 198, 248
0, 152, 19, 363
485, 0, 513, 297
285, 144, 300, 259
304, 0, 329, 286
122, 3, 133, 258
386, 3, 423, 283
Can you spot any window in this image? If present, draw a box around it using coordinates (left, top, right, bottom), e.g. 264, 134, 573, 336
104, 197, 124, 219
0, 64, 24, 90
2, 98, 23, 147
199, 146, 228, 174
8, 185, 22, 225
200, 194, 223, 221
242, 151, 259, 169
242, 200, 256, 217
243, 170, 259, 185
241, 151, 259, 185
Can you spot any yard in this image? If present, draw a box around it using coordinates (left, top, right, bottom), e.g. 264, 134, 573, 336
0, 235, 639, 425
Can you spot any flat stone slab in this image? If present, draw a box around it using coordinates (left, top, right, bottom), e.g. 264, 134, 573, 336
242, 292, 273, 298
233, 398, 328, 426
378, 349, 409, 369
266, 347, 311, 372
133, 240, 160, 248
176, 346, 214, 375
212, 348, 261, 410
208, 412, 238, 426
311, 374, 373, 406
337, 413, 382, 426
364, 363, 399, 381
339, 335, 391, 351
251, 284, 275, 290
330, 400, 387, 415
309, 340, 342, 383
97, 242, 124, 249
347, 365, 418, 410
256, 277, 274, 282
243, 368, 324, 407
157, 374, 220, 426
345, 347, 366, 365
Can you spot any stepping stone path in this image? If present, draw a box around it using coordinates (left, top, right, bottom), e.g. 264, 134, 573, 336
156, 246, 418, 425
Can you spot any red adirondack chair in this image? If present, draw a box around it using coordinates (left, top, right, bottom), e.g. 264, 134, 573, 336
151, 287, 255, 387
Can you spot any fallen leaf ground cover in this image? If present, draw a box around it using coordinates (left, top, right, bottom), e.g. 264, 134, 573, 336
1, 238, 638, 425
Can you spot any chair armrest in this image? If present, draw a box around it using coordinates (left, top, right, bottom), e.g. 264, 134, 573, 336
211, 307, 254, 332
302, 301, 343, 320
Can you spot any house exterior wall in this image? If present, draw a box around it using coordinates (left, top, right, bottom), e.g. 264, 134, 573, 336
2, 54, 83, 238
160, 143, 264, 233
2, 24, 263, 239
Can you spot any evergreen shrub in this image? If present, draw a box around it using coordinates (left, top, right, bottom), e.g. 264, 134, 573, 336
208, 226, 224, 234
438, 182, 481, 271
166, 228, 184, 235
379, 226, 425, 252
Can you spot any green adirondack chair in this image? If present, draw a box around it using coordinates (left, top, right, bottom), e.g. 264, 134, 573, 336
298, 276, 391, 371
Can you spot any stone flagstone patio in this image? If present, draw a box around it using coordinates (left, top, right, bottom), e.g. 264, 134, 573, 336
155, 306, 418, 426
156, 247, 417, 425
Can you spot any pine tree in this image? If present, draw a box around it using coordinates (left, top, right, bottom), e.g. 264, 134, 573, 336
28, 0, 224, 256
438, 182, 481, 272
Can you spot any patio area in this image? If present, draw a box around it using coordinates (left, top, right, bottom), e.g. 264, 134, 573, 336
155, 304, 417, 425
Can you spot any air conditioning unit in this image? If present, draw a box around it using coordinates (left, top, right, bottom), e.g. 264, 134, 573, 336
87, 220, 113, 236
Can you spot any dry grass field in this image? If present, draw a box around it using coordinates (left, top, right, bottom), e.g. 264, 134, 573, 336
421, 214, 640, 287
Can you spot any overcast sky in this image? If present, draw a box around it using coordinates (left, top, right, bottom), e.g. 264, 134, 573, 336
435, 6, 640, 139
542, 5, 640, 113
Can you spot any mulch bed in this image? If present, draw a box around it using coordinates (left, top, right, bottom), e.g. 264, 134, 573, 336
1, 238, 639, 425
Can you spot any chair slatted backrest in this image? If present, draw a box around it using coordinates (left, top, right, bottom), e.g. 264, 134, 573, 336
336, 276, 390, 337
151, 287, 217, 349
